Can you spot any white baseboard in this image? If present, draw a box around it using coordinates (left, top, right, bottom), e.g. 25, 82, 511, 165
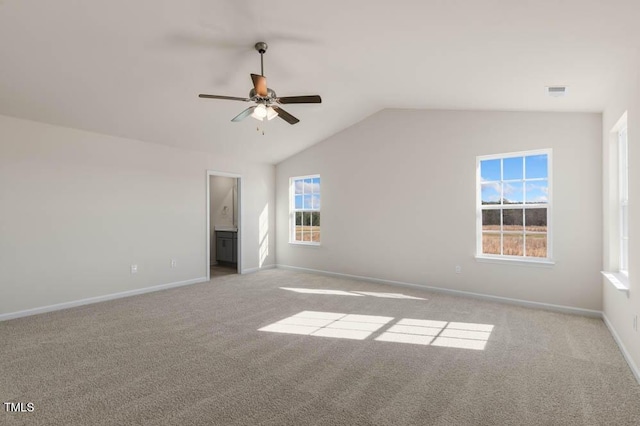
242, 264, 276, 275
276, 264, 602, 318
602, 314, 640, 384
0, 277, 208, 322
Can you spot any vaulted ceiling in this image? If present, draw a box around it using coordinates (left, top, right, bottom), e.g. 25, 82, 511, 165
1, 1, 638, 164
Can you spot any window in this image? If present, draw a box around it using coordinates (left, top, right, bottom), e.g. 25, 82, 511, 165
477, 150, 552, 261
619, 125, 629, 275
602, 113, 629, 291
290, 175, 320, 244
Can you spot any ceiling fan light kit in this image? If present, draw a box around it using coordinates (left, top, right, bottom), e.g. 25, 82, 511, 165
265, 106, 278, 120
250, 104, 278, 121
252, 103, 268, 119
199, 42, 322, 125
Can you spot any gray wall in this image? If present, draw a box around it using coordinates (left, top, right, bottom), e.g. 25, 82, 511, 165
602, 60, 640, 376
0, 115, 276, 315
276, 109, 603, 310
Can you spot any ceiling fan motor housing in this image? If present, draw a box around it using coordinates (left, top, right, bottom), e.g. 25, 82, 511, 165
249, 88, 277, 101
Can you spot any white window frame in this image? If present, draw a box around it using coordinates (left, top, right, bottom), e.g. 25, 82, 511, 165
289, 174, 321, 245
619, 125, 629, 276
475, 149, 554, 265
601, 112, 629, 292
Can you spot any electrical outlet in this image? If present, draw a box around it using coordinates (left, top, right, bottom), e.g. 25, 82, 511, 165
130, 264, 138, 274
455, 265, 462, 274
171, 259, 177, 268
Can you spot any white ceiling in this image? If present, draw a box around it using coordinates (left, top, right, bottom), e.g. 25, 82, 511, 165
1, 0, 639, 164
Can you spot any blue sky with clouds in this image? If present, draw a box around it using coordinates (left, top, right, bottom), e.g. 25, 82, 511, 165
481, 155, 548, 204
294, 177, 321, 210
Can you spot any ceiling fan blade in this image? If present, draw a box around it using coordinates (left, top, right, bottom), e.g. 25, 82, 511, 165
231, 106, 256, 122
277, 95, 322, 104
199, 94, 250, 101
251, 73, 268, 97
272, 106, 300, 125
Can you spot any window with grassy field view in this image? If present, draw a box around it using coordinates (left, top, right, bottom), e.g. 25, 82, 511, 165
290, 175, 320, 244
477, 150, 551, 260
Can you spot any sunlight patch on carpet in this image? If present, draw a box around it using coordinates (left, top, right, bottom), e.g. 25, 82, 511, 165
279, 287, 363, 296
352, 291, 425, 300
260, 311, 493, 349
376, 319, 494, 350
279, 287, 425, 300
259, 311, 392, 340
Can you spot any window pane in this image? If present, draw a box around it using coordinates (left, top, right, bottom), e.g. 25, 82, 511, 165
502, 209, 523, 232
525, 208, 547, 232
481, 183, 501, 205
481, 159, 500, 181
303, 194, 313, 209
312, 212, 321, 242
304, 178, 313, 194
295, 212, 303, 241
620, 130, 628, 200
525, 154, 548, 179
312, 177, 321, 194
503, 234, 524, 256
620, 129, 628, 271
294, 179, 303, 195
482, 233, 501, 255
525, 180, 548, 204
525, 234, 547, 258
503, 157, 523, 180
482, 210, 500, 231
503, 182, 524, 204
312, 194, 321, 210
302, 212, 311, 241
295, 195, 303, 209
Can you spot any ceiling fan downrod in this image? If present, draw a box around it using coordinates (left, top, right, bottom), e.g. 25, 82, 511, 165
255, 42, 268, 76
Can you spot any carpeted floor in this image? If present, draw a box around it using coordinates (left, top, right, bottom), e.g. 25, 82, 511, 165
210, 264, 238, 278
1, 269, 639, 425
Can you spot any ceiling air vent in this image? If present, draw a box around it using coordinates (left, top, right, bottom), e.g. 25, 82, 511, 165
546, 86, 568, 97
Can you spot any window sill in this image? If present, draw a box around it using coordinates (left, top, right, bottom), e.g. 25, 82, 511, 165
289, 241, 321, 247
601, 271, 629, 294
475, 255, 555, 268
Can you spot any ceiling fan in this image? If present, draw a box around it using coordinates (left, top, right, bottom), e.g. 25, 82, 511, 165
199, 42, 322, 125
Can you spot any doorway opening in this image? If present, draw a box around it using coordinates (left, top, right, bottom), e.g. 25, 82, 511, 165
207, 171, 241, 280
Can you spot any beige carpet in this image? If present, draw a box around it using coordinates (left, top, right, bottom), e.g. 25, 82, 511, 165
210, 264, 238, 279
1, 269, 639, 425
